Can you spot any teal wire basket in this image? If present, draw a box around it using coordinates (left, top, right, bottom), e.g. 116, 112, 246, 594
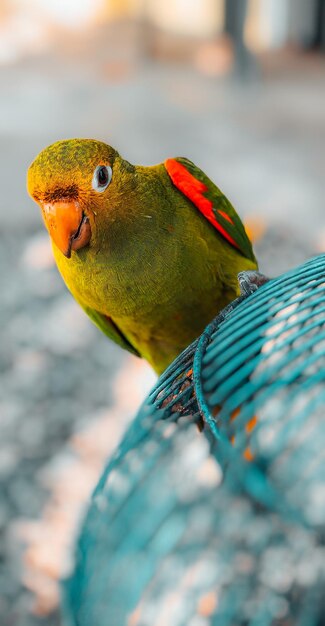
64, 254, 325, 626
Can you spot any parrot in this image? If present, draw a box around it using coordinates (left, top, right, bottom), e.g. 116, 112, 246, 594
27, 139, 257, 375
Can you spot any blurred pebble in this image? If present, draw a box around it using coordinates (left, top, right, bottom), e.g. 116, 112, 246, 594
0, 446, 19, 478
21, 233, 54, 271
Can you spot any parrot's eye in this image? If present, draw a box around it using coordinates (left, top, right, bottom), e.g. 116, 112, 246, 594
92, 165, 112, 192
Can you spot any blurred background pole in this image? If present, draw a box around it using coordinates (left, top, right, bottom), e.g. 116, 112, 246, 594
311, 0, 325, 49
223, 0, 256, 77
137, 0, 156, 60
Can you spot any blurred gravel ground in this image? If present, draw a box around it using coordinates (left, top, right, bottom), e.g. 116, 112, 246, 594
0, 228, 127, 625
0, 22, 324, 626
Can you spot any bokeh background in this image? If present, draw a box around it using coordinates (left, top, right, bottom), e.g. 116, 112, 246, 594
1, 1, 325, 624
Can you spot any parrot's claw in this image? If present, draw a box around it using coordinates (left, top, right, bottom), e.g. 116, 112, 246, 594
238, 270, 270, 297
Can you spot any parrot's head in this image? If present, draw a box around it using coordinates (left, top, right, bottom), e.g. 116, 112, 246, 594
27, 139, 136, 258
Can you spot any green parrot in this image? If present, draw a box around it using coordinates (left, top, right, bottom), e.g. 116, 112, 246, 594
27, 139, 257, 374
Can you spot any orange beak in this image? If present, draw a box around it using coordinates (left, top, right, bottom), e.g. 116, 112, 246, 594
41, 200, 91, 258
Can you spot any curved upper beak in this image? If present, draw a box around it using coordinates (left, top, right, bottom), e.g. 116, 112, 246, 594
41, 200, 91, 258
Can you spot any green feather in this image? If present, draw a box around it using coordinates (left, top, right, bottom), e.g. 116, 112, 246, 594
80, 304, 140, 357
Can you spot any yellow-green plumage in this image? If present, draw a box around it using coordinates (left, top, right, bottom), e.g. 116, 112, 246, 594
27, 139, 257, 374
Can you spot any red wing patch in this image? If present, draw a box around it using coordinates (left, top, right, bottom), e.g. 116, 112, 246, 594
165, 158, 239, 250
217, 209, 233, 224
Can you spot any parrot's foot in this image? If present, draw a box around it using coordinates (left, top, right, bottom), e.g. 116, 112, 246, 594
238, 270, 270, 297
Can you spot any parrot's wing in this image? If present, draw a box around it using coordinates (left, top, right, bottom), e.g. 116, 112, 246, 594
165, 157, 256, 262
81, 304, 141, 357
